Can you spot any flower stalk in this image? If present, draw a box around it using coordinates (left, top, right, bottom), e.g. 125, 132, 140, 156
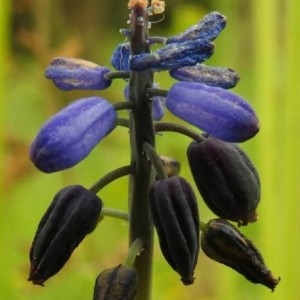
127, 4, 155, 300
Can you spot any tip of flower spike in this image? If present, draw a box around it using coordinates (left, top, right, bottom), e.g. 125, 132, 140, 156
128, 0, 148, 9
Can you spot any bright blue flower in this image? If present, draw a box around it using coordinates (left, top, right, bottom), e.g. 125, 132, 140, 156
169, 64, 240, 89
45, 57, 112, 90
30, 97, 117, 173
166, 11, 227, 44
130, 39, 214, 71
110, 43, 131, 71
166, 82, 260, 142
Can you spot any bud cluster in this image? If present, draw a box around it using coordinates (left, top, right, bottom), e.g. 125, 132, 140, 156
27, 0, 279, 299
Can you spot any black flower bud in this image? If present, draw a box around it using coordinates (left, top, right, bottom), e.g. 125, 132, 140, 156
28, 185, 102, 285
187, 137, 260, 225
93, 265, 138, 300
149, 176, 200, 285
201, 218, 280, 291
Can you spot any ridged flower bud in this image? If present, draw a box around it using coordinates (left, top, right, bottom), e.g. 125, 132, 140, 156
201, 219, 280, 291
167, 11, 227, 44
187, 137, 260, 225
45, 57, 111, 90
28, 185, 102, 285
166, 82, 260, 142
124, 83, 165, 120
149, 176, 200, 285
111, 43, 131, 71
169, 64, 240, 89
93, 265, 138, 300
30, 97, 117, 173
130, 39, 214, 71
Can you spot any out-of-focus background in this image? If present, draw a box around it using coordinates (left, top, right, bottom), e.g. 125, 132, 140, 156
1, 0, 299, 299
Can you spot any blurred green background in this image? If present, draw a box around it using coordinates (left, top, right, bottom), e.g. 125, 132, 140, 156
1, 0, 299, 299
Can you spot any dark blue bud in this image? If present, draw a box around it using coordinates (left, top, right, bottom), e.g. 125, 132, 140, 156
30, 97, 117, 173
130, 39, 214, 71
93, 265, 138, 300
111, 43, 131, 71
123, 83, 165, 121
201, 219, 280, 291
166, 82, 259, 143
169, 64, 240, 89
45, 57, 111, 90
167, 12, 227, 44
28, 185, 102, 285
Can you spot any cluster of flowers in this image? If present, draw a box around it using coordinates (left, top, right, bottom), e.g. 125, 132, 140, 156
28, 0, 279, 298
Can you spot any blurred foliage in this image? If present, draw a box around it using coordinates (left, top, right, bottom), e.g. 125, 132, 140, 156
1, 0, 300, 299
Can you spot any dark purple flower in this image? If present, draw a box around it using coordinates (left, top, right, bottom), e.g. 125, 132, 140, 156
167, 11, 227, 44
201, 218, 280, 291
166, 82, 260, 142
28, 185, 102, 285
93, 265, 138, 300
45, 57, 111, 90
149, 176, 200, 285
30, 97, 117, 173
130, 39, 214, 71
187, 137, 260, 225
169, 64, 240, 89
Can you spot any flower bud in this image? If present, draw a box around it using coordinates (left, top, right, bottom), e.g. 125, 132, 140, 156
28, 185, 102, 285
111, 43, 131, 71
130, 39, 214, 71
93, 265, 138, 300
45, 57, 111, 90
169, 64, 240, 89
149, 176, 200, 285
160, 155, 181, 177
167, 11, 227, 44
201, 219, 280, 291
30, 97, 117, 173
166, 82, 260, 142
187, 137, 260, 225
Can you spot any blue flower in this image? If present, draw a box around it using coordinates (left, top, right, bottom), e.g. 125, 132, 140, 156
111, 43, 131, 71
166, 82, 260, 142
166, 11, 227, 44
45, 57, 112, 90
169, 64, 240, 89
30, 97, 117, 173
130, 39, 214, 71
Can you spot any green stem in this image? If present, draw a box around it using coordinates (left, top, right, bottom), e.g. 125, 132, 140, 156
146, 87, 168, 97
89, 165, 133, 194
113, 101, 135, 111
125, 238, 144, 267
101, 207, 129, 221
128, 5, 155, 300
104, 70, 131, 81
155, 122, 205, 142
143, 142, 167, 180
117, 118, 206, 143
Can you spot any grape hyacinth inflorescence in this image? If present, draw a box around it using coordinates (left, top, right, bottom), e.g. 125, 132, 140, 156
28, 1, 279, 299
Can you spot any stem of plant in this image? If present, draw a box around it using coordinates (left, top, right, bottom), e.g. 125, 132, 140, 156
128, 4, 155, 300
